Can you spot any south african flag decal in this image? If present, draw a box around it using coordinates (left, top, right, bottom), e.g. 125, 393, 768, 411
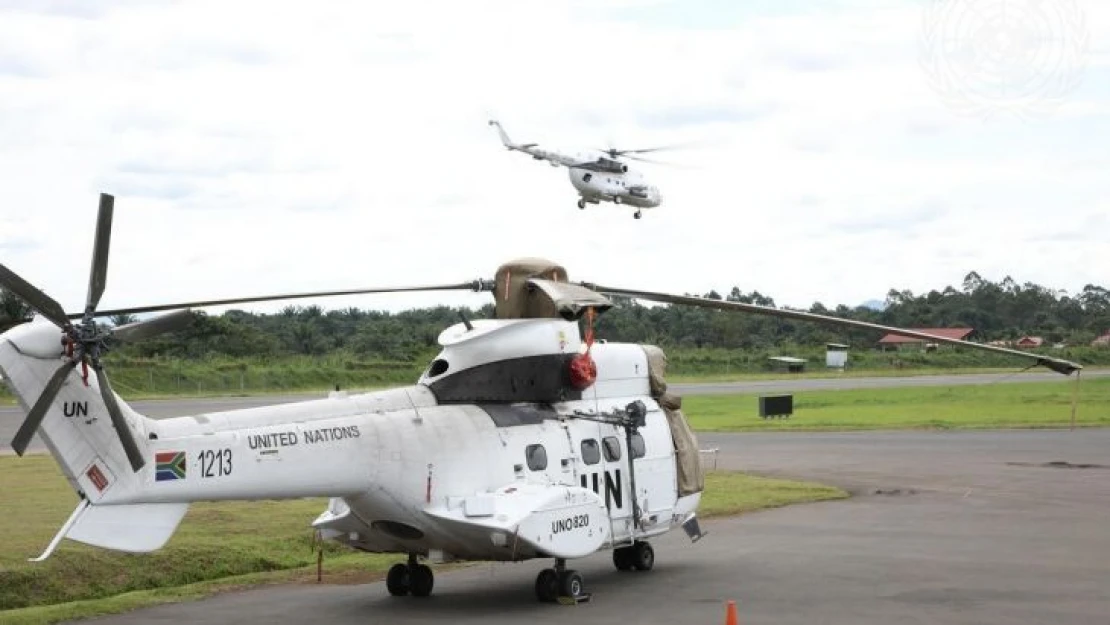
155, 451, 187, 482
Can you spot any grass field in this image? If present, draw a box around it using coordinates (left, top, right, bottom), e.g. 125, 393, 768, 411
680, 377, 1109, 431
667, 366, 1110, 383
0, 455, 845, 624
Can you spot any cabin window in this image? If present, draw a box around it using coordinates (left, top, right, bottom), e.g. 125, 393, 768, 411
581, 439, 601, 465
582, 173, 592, 182
602, 436, 621, 462
631, 433, 646, 459
525, 444, 548, 471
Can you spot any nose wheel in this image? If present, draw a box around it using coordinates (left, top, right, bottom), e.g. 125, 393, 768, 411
634, 210, 642, 219
535, 559, 587, 603
577, 199, 586, 209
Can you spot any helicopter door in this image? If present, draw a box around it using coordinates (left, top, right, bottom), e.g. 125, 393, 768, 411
598, 428, 635, 542
568, 419, 633, 543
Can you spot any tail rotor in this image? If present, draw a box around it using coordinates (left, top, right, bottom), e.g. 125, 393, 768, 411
2, 193, 194, 470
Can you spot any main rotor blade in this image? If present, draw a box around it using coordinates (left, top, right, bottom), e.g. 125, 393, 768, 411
86, 193, 114, 314
622, 154, 694, 169
603, 141, 700, 156
623, 154, 664, 164
66, 280, 495, 319
94, 367, 146, 471
583, 284, 1083, 376
10, 360, 78, 455
111, 309, 195, 343
0, 264, 71, 328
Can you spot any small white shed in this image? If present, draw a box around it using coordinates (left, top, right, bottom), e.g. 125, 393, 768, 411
826, 343, 848, 369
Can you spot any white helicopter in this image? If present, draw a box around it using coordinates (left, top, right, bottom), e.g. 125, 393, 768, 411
0, 195, 1082, 603
488, 119, 666, 219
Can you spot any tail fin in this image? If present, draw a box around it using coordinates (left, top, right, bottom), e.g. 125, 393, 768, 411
488, 119, 515, 148
2, 321, 189, 559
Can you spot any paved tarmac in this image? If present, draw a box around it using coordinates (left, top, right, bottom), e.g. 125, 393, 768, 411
71, 428, 1110, 625
3, 370, 1101, 453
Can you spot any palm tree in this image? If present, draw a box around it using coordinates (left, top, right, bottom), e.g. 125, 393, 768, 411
109, 313, 138, 327
1, 288, 32, 331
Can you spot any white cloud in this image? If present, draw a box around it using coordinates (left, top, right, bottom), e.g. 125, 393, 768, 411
0, 0, 1106, 323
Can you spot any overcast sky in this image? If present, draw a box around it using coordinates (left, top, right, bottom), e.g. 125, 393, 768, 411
1, 0, 1107, 320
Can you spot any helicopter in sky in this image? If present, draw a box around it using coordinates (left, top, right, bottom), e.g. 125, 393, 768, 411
0, 195, 1082, 603
488, 119, 667, 219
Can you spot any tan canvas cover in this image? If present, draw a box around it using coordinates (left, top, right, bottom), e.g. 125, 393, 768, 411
641, 344, 668, 397
643, 343, 703, 496
493, 258, 569, 319
659, 392, 704, 496
527, 278, 613, 320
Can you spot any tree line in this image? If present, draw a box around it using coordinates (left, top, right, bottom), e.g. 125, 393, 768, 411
2, 271, 1108, 362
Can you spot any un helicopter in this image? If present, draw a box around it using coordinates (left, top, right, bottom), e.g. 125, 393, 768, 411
0, 194, 1082, 603
488, 119, 669, 219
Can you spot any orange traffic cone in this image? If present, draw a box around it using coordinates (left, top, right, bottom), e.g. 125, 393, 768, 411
724, 600, 738, 625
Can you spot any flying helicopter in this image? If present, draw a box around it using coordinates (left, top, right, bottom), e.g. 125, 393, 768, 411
488, 119, 668, 219
0, 194, 1083, 604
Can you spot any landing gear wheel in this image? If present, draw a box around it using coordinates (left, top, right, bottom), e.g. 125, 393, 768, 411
577, 199, 585, 209
634, 210, 642, 219
386, 563, 410, 596
559, 570, 584, 598
535, 568, 559, 602
409, 564, 434, 597
632, 541, 654, 571
613, 547, 635, 571
614, 196, 622, 204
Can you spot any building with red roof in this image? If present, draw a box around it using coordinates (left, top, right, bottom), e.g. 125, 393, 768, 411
877, 327, 974, 351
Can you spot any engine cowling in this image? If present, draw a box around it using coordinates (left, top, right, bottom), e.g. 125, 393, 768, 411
596, 157, 628, 174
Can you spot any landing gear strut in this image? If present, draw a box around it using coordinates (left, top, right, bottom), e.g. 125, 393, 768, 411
535, 558, 585, 602
386, 553, 435, 597
577, 199, 586, 209
613, 541, 654, 572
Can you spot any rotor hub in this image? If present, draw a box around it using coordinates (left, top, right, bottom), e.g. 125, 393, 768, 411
64, 318, 111, 367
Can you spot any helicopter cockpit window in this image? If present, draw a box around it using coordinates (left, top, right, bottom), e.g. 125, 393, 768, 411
525, 444, 548, 471
602, 436, 621, 462
582, 173, 592, 182
631, 433, 645, 459
581, 439, 601, 465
